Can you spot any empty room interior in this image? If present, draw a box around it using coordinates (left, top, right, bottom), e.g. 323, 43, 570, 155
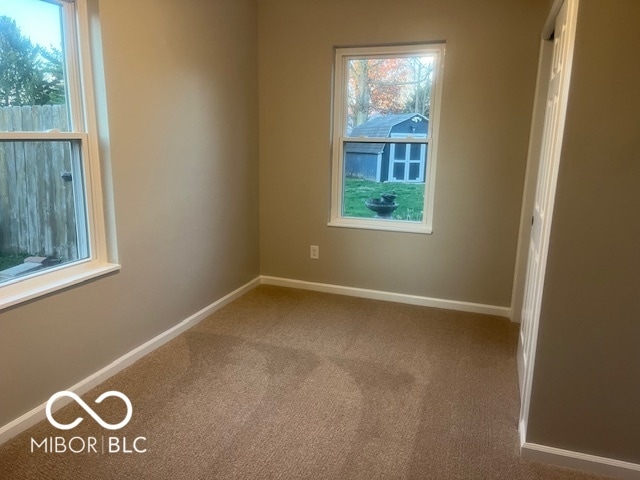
0, 0, 638, 478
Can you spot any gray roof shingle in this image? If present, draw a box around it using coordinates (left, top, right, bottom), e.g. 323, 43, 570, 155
349, 113, 425, 137
345, 113, 427, 155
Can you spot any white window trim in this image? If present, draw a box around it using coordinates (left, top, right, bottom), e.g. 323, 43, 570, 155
328, 43, 445, 234
0, 0, 119, 310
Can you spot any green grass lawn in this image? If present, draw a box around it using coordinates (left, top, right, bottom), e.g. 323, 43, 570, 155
343, 178, 424, 222
0, 253, 29, 271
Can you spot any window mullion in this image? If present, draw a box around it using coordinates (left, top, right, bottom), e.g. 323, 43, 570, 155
0, 132, 87, 141
71, 141, 89, 258
61, 1, 85, 133
61, 0, 92, 259
342, 136, 430, 144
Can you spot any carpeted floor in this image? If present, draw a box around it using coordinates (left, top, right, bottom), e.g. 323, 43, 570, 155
0, 286, 613, 479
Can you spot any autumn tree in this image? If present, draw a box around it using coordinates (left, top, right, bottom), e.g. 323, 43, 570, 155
404, 58, 433, 118
367, 58, 410, 115
0, 16, 65, 107
350, 59, 372, 127
347, 56, 434, 131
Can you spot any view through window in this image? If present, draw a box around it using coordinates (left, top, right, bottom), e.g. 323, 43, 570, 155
0, 0, 89, 285
331, 44, 444, 233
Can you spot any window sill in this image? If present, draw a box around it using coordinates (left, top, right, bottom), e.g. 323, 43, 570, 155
0, 261, 121, 311
328, 218, 433, 234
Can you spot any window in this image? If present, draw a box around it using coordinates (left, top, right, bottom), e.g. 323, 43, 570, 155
0, 0, 117, 309
329, 44, 445, 234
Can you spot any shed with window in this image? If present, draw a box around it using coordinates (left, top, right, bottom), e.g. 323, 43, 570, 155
344, 113, 428, 183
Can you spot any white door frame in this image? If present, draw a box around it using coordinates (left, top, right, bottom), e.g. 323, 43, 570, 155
516, 0, 580, 445
511, 39, 554, 327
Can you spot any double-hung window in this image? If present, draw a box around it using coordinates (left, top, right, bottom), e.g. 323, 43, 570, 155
329, 43, 445, 234
0, 0, 117, 309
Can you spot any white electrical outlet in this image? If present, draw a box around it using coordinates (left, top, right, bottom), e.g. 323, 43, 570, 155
310, 245, 319, 259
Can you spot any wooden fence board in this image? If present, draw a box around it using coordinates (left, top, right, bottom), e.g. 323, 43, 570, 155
0, 105, 79, 262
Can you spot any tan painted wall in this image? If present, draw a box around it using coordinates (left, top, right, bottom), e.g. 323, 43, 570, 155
0, 0, 259, 426
258, 0, 547, 306
528, 0, 640, 463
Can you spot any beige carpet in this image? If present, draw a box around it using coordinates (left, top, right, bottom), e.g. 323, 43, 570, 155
0, 286, 612, 479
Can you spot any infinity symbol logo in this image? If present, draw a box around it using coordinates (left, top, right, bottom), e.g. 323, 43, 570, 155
45, 391, 133, 431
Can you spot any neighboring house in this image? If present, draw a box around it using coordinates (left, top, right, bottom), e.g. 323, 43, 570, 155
345, 113, 428, 183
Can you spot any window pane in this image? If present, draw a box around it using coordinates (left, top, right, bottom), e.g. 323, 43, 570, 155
0, 140, 88, 284
410, 143, 422, 160
392, 163, 405, 180
393, 143, 407, 160
408, 163, 420, 181
345, 56, 434, 136
0, 0, 70, 131
345, 141, 427, 181
343, 141, 425, 222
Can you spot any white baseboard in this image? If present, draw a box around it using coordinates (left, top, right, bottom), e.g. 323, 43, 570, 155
522, 442, 640, 480
260, 276, 511, 318
0, 276, 260, 446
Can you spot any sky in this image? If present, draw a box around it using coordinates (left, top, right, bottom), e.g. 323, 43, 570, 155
0, 0, 62, 49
